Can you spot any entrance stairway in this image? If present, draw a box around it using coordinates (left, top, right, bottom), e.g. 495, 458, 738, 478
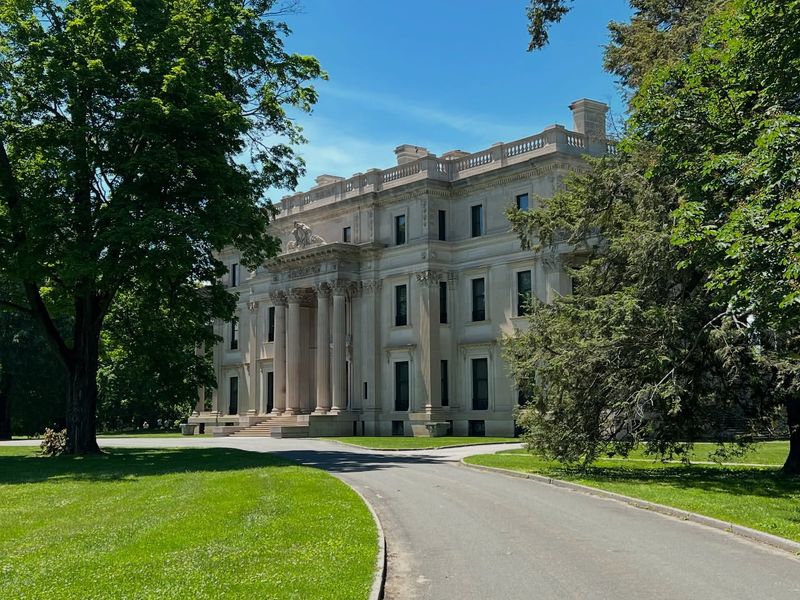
230, 414, 310, 438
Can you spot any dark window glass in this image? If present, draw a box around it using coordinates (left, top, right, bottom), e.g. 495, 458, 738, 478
392, 420, 405, 436
266, 371, 274, 413
395, 284, 407, 326
229, 376, 239, 415
438, 210, 446, 241
439, 281, 448, 324
364, 382, 368, 399
267, 306, 275, 342
230, 263, 239, 287
517, 389, 529, 407
471, 205, 483, 237
230, 321, 239, 350
472, 358, 489, 410
394, 361, 409, 411
343, 226, 352, 243
395, 214, 406, 245
468, 420, 486, 436
441, 360, 449, 406
471, 278, 485, 321
516, 193, 529, 210
516, 270, 532, 316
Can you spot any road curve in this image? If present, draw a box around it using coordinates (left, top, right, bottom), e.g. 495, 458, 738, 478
8, 437, 799, 599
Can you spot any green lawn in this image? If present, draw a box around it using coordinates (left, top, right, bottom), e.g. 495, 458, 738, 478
330, 436, 516, 450
0, 446, 377, 599
97, 430, 211, 438
465, 448, 800, 542
621, 441, 789, 466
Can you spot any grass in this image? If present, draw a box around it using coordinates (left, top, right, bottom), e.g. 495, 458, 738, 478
330, 436, 516, 449
97, 430, 211, 438
465, 445, 800, 543
0, 446, 377, 599
621, 441, 789, 466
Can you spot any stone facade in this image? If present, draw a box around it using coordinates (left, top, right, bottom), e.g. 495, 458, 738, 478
190, 99, 611, 437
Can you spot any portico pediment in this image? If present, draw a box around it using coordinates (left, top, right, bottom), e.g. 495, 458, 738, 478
265, 241, 384, 282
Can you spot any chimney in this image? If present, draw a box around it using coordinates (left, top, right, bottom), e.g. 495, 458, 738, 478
394, 144, 430, 165
569, 99, 609, 138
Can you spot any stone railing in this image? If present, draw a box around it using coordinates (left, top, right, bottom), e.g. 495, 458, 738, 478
279, 125, 611, 216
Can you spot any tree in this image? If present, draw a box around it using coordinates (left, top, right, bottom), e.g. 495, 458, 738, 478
632, 0, 800, 472
0, 0, 323, 453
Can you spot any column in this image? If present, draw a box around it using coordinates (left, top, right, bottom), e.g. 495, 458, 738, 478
417, 270, 441, 410
270, 291, 287, 414
330, 281, 348, 413
314, 283, 331, 414
285, 289, 303, 415
246, 299, 259, 415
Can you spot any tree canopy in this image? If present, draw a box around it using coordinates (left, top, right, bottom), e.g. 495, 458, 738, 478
0, 0, 323, 452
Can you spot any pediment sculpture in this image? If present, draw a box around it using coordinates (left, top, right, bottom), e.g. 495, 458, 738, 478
287, 221, 325, 251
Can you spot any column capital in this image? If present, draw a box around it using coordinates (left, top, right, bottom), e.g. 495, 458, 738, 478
269, 290, 287, 306
416, 270, 441, 287
315, 282, 332, 298
331, 280, 351, 296
286, 288, 313, 305
362, 279, 382, 295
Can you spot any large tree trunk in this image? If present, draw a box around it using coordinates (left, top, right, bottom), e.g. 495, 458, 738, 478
782, 396, 800, 476
64, 301, 102, 455
0, 371, 11, 440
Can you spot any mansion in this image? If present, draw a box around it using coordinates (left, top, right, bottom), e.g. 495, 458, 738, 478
188, 99, 611, 438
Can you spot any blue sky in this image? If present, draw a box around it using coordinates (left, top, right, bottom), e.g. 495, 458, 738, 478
281, 0, 632, 193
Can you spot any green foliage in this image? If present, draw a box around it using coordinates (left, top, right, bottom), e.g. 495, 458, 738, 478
526, 0, 573, 50
0, 0, 324, 451
39, 427, 67, 456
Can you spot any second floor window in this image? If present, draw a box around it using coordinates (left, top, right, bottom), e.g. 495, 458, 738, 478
267, 306, 275, 342
438, 210, 446, 241
471, 278, 485, 321
517, 270, 532, 316
471, 205, 483, 237
230, 321, 239, 350
439, 281, 448, 324
230, 263, 239, 287
343, 226, 352, 243
395, 214, 406, 245
516, 193, 529, 210
395, 284, 408, 326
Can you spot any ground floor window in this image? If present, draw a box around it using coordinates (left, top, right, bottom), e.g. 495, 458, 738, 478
468, 420, 485, 436
228, 376, 239, 415
395, 361, 409, 411
471, 358, 489, 410
441, 360, 449, 407
392, 420, 405, 436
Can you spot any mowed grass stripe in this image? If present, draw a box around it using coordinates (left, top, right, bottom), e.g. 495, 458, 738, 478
0, 447, 376, 600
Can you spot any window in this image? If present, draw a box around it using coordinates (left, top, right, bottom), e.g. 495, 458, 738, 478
516, 193, 529, 211
230, 263, 239, 287
395, 214, 406, 245
394, 362, 410, 411
363, 381, 368, 400
267, 306, 275, 342
228, 376, 239, 415
343, 226, 352, 243
266, 371, 274, 413
438, 210, 446, 241
230, 321, 239, 350
517, 389, 529, 407
468, 420, 486, 437
471, 278, 485, 321
472, 358, 489, 410
470, 204, 483, 237
395, 284, 408, 327
441, 360, 449, 407
439, 281, 448, 324
516, 270, 532, 316
392, 420, 405, 436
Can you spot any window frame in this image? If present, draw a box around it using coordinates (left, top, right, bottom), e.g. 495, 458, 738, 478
470, 204, 483, 238
438, 209, 446, 241
515, 193, 529, 211
516, 270, 533, 316
230, 321, 239, 350
471, 277, 486, 322
343, 226, 352, 243
441, 359, 449, 407
394, 214, 407, 245
471, 357, 489, 411
267, 306, 275, 342
230, 263, 239, 287
439, 281, 448, 324
394, 361, 410, 411
394, 284, 408, 327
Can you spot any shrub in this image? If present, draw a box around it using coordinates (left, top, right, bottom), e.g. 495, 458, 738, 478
40, 428, 67, 456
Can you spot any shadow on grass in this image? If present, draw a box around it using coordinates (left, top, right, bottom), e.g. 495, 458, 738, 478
0, 447, 294, 485
546, 462, 800, 500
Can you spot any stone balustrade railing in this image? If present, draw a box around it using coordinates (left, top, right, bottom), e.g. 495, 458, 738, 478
279, 125, 613, 216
